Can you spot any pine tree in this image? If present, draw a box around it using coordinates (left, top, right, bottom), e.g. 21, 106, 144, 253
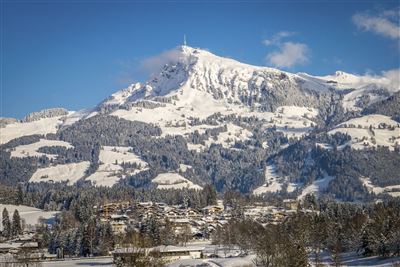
11, 209, 22, 237
202, 185, 217, 206
2, 208, 11, 239
16, 184, 24, 205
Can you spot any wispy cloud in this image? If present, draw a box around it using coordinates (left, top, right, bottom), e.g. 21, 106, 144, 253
139, 47, 186, 76
263, 31, 295, 46
113, 47, 189, 85
263, 31, 310, 69
266, 42, 310, 68
352, 8, 400, 39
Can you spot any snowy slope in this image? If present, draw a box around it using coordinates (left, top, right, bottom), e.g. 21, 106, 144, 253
30, 161, 90, 185
86, 146, 148, 187
253, 165, 283, 195
0, 116, 65, 145
9, 139, 73, 159
360, 177, 400, 197
329, 115, 400, 151
297, 173, 334, 200
0, 204, 58, 230
299, 70, 400, 111
152, 173, 202, 190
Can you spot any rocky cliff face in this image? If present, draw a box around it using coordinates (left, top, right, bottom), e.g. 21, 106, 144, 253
23, 108, 69, 122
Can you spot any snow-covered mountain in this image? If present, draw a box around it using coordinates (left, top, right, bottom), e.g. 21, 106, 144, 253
99, 46, 333, 112
1, 46, 399, 201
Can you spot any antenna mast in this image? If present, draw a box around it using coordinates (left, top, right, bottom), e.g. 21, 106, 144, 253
183, 34, 187, 46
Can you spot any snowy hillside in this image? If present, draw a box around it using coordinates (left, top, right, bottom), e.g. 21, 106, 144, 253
329, 115, 400, 151
152, 173, 202, 190
9, 139, 73, 159
0, 204, 58, 231
30, 161, 90, 185
86, 146, 148, 187
0, 116, 65, 145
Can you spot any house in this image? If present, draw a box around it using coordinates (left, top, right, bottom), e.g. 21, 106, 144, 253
202, 205, 223, 216
110, 221, 127, 234
283, 199, 298, 210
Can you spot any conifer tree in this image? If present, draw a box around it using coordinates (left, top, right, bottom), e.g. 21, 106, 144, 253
11, 209, 22, 237
2, 208, 11, 239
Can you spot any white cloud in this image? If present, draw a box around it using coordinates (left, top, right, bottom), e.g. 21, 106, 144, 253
382, 69, 400, 91
139, 47, 187, 76
349, 69, 400, 93
352, 9, 400, 39
263, 31, 295, 46
266, 42, 310, 68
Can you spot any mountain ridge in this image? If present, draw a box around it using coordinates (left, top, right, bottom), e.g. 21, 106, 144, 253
1, 46, 399, 201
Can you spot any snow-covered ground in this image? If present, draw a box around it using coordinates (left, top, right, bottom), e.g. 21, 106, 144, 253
316, 142, 333, 150
152, 173, 202, 190
203, 123, 252, 148
0, 116, 65, 145
30, 161, 90, 185
37, 253, 400, 267
360, 177, 400, 197
298, 173, 334, 200
9, 139, 73, 159
253, 165, 284, 195
0, 204, 58, 231
303, 70, 400, 111
179, 164, 192, 172
312, 251, 400, 267
329, 115, 400, 151
41, 257, 113, 267
86, 146, 148, 187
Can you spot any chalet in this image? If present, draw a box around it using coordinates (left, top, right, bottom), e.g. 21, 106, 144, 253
202, 205, 223, 216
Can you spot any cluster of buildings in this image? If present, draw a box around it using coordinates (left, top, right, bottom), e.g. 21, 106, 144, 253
97, 199, 301, 237
106, 199, 307, 264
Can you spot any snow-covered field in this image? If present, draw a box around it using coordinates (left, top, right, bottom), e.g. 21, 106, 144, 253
330, 115, 400, 151
152, 173, 202, 190
37, 253, 400, 267
0, 116, 65, 145
360, 177, 400, 197
253, 165, 283, 195
9, 139, 73, 159
86, 146, 148, 187
41, 257, 113, 267
203, 123, 252, 148
298, 173, 334, 200
30, 161, 90, 185
0, 204, 58, 231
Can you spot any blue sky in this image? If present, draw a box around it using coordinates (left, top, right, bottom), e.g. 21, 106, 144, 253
2, 1, 399, 118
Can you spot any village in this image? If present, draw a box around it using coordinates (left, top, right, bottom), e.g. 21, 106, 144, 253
0, 198, 311, 265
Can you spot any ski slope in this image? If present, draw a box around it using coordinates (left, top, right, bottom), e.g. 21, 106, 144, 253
253, 165, 283, 195
298, 173, 334, 200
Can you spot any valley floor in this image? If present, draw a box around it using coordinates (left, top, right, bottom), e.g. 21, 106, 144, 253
36, 249, 400, 267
